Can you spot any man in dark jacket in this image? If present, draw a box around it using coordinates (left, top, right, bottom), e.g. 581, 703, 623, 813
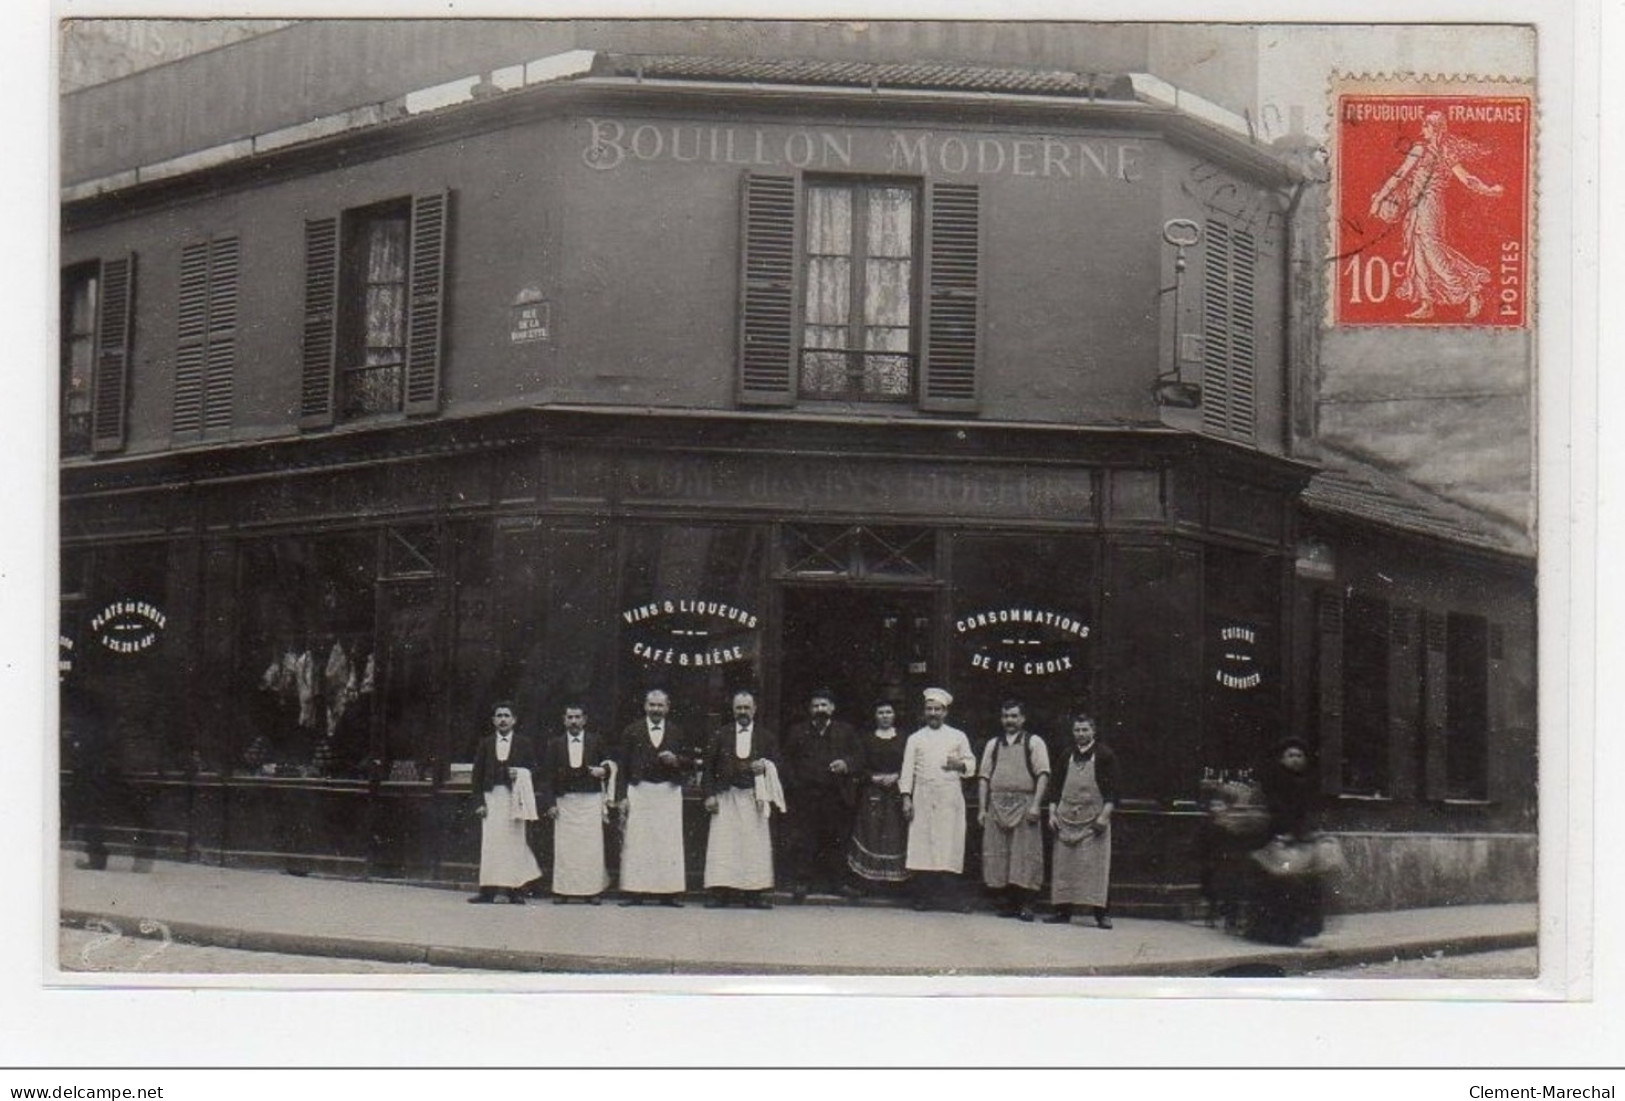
780, 687, 862, 902
701, 690, 782, 909
468, 701, 541, 904
539, 703, 615, 904
615, 688, 700, 906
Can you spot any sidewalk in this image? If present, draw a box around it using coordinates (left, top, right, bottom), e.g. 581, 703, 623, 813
56, 852, 1537, 978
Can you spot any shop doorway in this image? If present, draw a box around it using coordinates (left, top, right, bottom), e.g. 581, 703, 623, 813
778, 586, 938, 732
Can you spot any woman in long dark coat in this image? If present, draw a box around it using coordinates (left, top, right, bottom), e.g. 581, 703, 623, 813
1245, 737, 1324, 945
845, 701, 910, 888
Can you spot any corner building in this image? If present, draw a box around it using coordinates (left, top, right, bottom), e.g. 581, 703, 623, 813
59, 31, 1534, 912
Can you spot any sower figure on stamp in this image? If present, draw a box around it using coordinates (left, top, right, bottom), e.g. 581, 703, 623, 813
468, 701, 542, 904
1368, 109, 1505, 320
702, 690, 784, 909
977, 700, 1051, 922
616, 688, 698, 907
899, 687, 977, 913
781, 687, 862, 902
540, 702, 616, 905
1045, 714, 1118, 929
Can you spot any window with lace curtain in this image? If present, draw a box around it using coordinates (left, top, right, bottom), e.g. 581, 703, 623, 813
800, 180, 919, 400
340, 199, 411, 418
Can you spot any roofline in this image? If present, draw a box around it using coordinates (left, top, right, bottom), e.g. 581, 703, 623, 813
1299, 495, 1536, 566
62, 49, 1298, 212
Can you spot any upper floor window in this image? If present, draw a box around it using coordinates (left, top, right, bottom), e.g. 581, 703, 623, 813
738, 173, 980, 413
801, 181, 917, 401
300, 192, 450, 428
342, 200, 410, 417
59, 254, 136, 456
60, 263, 98, 455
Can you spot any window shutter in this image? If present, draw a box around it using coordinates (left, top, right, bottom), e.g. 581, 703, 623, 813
90, 253, 135, 453
921, 181, 981, 412
173, 235, 239, 440
1486, 621, 1508, 800
736, 173, 798, 406
1421, 609, 1449, 800
299, 217, 339, 428
404, 190, 450, 416
1387, 604, 1422, 802
1201, 221, 1257, 442
204, 235, 239, 433
172, 242, 210, 438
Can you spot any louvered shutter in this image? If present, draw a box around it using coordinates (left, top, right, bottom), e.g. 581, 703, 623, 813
404, 190, 450, 416
172, 242, 210, 438
90, 253, 135, 453
299, 217, 338, 428
736, 173, 798, 406
1388, 604, 1422, 801
1421, 609, 1449, 800
1486, 622, 1508, 801
1201, 221, 1257, 442
920, 182, 981, 412
173, 235, 239, 439
204, 235, 239, 433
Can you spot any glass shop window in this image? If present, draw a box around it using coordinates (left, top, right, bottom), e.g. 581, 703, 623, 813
237, 533, 378, 779
949, 532, 1096, 749
617, 524, 767, 729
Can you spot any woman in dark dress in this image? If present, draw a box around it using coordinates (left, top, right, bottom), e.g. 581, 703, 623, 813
1245, 737, 1325, 946
846, 701, 910, 888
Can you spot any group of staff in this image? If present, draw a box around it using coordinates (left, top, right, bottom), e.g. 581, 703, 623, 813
466, 685, 1118, 926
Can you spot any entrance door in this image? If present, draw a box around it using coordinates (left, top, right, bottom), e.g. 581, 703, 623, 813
779, 587, 937, 731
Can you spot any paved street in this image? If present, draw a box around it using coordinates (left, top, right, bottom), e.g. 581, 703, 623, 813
60, 926, 480, 975
1305, 946, 1537, 979
55, 851, 1538, 979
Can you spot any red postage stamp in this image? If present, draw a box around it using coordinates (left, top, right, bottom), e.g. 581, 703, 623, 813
1333, 78, 1533, 327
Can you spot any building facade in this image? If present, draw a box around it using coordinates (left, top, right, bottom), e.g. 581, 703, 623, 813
58, 27, 1535, 912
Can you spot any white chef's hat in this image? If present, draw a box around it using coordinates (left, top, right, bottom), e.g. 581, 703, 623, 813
922, 687, 953, 707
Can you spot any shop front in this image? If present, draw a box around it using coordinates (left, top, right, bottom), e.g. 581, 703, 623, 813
60, 409, 1308, 908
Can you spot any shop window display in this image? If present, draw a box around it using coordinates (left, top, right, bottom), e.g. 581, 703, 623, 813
238, 534, 378, 778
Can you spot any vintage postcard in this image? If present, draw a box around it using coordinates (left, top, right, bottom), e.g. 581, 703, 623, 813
18, 4, 1603, 1071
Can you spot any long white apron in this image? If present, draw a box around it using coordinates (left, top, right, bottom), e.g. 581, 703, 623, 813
703, 787, 775, 890
901, 726, 973, 873
551, 791, 610, 896
619, 781, 687, 894
480, 785, 541, 888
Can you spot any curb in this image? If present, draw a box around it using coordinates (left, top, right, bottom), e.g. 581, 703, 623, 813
59, 909, 1537, 978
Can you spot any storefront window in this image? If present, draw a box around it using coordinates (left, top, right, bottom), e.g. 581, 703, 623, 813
617, 524, 767, 729
238, 533, 377, 779
949, 533, 1095, 746
60, 542, 176, 775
